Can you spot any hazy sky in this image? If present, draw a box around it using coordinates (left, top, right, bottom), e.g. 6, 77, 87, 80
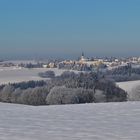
0, 0, 140, 59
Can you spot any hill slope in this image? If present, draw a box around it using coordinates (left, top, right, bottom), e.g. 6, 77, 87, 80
117, 80, 140, 100
0, 102, 140, 140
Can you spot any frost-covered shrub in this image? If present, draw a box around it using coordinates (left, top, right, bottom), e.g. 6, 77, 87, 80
20, 87, 49, 105
46, 86, 94, 105
0, 85, 15, 102
38, 71, 55, 78
60, 71, 76, 79
94, 90, 106, 103
96, 79, 127, 102
11, 88, 22, 103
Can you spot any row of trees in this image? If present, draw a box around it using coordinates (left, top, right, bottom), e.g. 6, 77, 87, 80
0, 71, 127, 105
106, 65, 140, 82
0, 85, 49, 105
38, 71, 55, 78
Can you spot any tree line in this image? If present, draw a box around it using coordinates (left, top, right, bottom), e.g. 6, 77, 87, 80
0, 71, 127, 105
106, 65, 140, 82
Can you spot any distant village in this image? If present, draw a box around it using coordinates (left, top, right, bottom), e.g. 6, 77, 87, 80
57, 53, 140, 72
1, 53, 140, 72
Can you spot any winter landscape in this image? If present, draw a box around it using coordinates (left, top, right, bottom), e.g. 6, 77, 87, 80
1, 0, 140, 139
0, 64, 140, 139
1, 62, 140, 140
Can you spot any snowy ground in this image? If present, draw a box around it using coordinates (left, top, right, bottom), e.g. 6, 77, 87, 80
0, 102, 140, 140
0, 67, 67, 84
117, 80, 140, 100
117, 80, 140, 92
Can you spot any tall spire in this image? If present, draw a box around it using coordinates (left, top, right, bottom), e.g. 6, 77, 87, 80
80, 52, 85, 61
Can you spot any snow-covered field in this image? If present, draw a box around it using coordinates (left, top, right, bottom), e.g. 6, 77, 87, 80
0, 67, 66, 84
117, 80, 140, 100
117, 80, 140, 92
0, 102, 140, 140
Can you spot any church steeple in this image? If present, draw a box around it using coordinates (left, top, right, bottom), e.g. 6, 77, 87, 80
82, 52, 84, 57
81, 52, 85, 61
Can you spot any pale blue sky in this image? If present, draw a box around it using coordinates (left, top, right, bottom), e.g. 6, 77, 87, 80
0, 0, 140, 59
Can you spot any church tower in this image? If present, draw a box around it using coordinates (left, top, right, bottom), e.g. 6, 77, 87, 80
81, 52, 85, 61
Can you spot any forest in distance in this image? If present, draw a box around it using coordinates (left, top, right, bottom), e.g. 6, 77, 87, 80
0, 71, 127, 106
